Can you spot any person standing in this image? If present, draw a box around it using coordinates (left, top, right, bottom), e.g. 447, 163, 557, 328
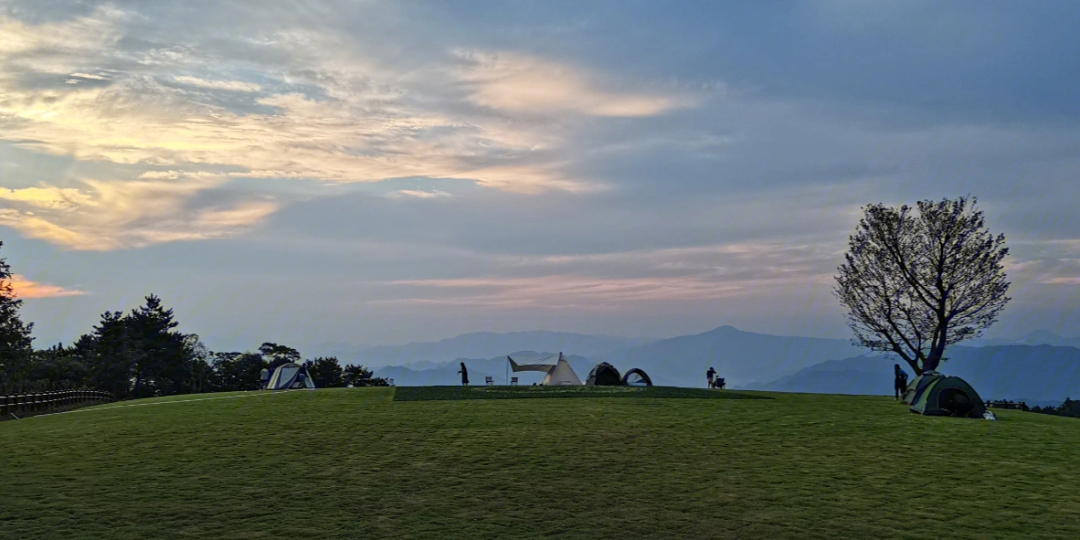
894, 364, 909, 400
458, 362, 469, 386
706, 366, 716, 389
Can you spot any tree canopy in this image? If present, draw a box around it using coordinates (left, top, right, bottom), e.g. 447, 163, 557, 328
834, 197, 1010, 375
70, 295, 204, 398
0, 241, 35, 390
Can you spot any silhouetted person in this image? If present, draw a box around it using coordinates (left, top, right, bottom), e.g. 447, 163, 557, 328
706, 367, 716, 389
894, 364, 909, 400
458, 362, 469, 386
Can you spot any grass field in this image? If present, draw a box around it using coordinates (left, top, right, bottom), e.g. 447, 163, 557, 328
2, 387, 1079, 539
392, 384, 771, 401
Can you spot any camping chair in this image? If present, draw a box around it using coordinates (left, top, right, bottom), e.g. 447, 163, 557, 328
485, 376, 494, 386
716, 377, 726, 390
510, 377, 519, 386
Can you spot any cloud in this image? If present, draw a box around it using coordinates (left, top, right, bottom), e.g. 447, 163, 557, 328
369, 238, 841, 310
0, 179, 279, 250
387, 189, 452, 199
379, 275, 748, 310
457, 50, 688, 117
1041, 277, 1080, 285
172, 76, 262, 92
0, 7, 125, 64
7, 274, 85, 299
0, 185, 93, 210
0, 24, 604, 195
1, 10, 696, 250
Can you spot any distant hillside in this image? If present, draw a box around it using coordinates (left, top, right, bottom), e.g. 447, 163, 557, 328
374, 352, 592, 386
747, 344, 1080, 406
964, 330, 1080, 348
595, 325, 867, 387
337, 331, 647, 368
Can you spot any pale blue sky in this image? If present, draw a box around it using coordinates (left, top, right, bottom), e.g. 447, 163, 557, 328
1, 1, 1078, 352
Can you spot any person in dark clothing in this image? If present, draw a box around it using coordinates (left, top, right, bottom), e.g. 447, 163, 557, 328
894, 363, 909, 400
458, 362, 469, 386
706, 367, 716, 389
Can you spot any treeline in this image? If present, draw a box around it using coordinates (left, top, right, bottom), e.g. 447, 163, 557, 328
2, 294, 387, 397
1031, 398, 1080, 419
0, 241, 385, 397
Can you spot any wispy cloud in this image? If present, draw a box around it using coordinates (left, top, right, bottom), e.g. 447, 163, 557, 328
0, 11, 672, 250
379, 275, 748, 310
8, 274, 86, 299
172, 76, 262, 92
0, 179, 278, 250
457, 50, 690, 117
387, 189, 452, 199
373, 239, 841, 310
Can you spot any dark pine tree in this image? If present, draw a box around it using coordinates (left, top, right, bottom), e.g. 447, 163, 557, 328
0, 241, 35, 391
126, 294, 189, 398
77, 311, 134, 398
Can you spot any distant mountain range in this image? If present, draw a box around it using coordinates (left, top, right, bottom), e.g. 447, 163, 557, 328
374, 352, 593, 387
963, 330, 1080, 349
745, 344, 1080, 406
333, 331, 649, 369
369, 325, 868, 388
592, 325, 866, 387
361, 326, 1080, 406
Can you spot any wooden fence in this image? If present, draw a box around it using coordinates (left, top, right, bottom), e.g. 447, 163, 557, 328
0, 389, 115, 420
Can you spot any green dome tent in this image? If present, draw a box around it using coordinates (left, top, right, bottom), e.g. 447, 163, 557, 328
907, 372, 986, 418
901, 372, 933, 405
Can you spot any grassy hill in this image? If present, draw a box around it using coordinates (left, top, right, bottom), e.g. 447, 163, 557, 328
2, 388, 1079, 539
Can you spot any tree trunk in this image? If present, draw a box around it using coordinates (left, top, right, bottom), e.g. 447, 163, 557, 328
923, 348, 943, 373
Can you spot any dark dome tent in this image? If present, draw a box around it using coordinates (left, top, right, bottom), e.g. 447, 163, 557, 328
621, 368, 653, 387
908, 372, 986, 418
586, 362, 622, 386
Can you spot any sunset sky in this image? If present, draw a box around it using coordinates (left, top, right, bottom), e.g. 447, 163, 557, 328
2, 1, 1079, 353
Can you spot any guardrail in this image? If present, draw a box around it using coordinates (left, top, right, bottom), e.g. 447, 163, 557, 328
986, 400, 1029, 411
0, 389, 115, 420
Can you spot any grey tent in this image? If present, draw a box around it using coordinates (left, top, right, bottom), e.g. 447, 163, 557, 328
266, 362, 316, 390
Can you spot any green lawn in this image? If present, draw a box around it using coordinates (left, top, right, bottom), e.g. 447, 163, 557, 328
392, 384, 771, 401
2, 387, 1078, 539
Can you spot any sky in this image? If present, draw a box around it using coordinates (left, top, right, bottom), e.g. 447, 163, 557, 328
1, 1, 1079, 353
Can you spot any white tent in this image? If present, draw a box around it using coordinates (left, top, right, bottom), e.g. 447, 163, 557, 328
266, 362, 316, 390
508, 353, 582, 386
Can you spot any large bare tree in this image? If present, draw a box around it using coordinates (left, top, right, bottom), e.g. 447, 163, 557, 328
835, 197, 1010, 375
